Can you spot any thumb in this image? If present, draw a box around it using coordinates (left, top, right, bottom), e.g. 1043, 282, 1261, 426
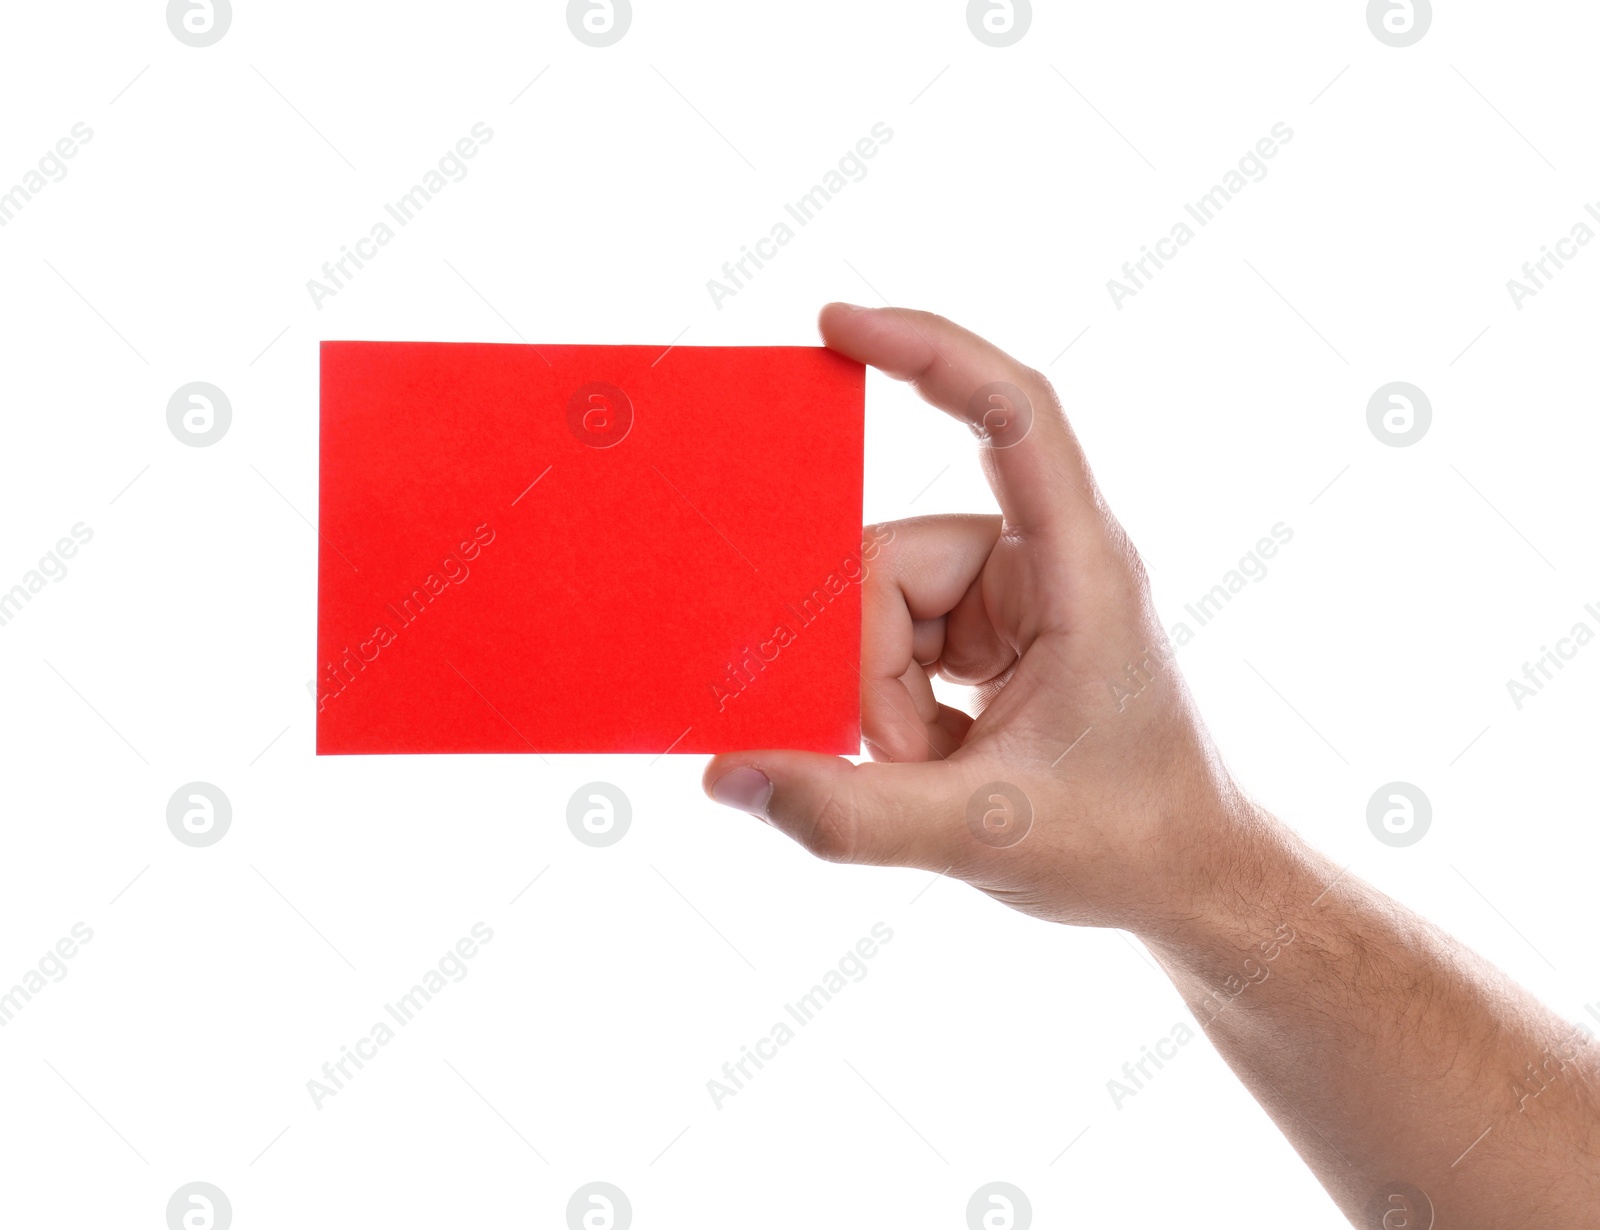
702, 752, 961, 870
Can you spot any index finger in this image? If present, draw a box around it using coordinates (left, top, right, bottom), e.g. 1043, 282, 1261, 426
818, 303, 1106, 540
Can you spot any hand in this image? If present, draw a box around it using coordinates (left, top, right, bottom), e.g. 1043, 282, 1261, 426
702, 304, 1258, 938
705, 304, 1600, 1227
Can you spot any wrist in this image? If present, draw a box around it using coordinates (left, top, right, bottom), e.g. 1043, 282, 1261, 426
1132, 794, 1321, 957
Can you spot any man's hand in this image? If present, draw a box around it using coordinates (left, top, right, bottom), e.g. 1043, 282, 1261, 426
702, 304, 1600, 1228
703, 302, 1254, 939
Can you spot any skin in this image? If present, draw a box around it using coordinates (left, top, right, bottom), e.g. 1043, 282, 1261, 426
702, 304, 1600, 1226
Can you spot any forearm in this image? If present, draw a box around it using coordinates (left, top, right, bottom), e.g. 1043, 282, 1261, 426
1141, 806, 1600, 1227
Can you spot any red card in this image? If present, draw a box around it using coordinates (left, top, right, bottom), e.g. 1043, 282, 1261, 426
316, 342, 866, 756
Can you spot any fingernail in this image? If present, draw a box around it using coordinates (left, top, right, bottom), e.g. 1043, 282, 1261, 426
710, 767, 773, 817
835, 301, 868, 312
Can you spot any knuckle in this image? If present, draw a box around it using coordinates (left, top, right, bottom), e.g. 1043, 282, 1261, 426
799, 792, 861, 863
1019, 365, 1058, 406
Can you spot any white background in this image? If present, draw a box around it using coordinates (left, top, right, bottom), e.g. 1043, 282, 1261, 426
1, 2, 1597, 1226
